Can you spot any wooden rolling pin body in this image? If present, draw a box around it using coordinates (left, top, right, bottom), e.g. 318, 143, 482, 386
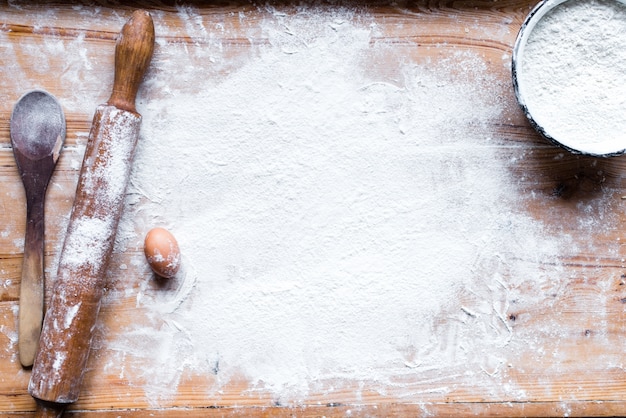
29, 10, 154, 405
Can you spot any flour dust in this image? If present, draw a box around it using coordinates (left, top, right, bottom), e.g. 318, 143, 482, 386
102, 7, 578, 405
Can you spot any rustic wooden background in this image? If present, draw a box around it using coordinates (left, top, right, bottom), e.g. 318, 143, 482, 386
2, 1, 626, 416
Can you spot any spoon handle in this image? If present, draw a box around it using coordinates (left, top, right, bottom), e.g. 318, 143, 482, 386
18, 197, 45, 367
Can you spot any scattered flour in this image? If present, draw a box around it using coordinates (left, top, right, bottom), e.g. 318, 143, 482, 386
515, 0, 626, 156
1, 3, 623, 409
105, 7, 587, 404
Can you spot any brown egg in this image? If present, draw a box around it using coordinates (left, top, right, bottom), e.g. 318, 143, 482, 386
144, 227, 181, 279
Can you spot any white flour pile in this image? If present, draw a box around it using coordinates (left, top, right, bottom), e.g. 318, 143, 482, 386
101, 8, 577, 404
516, 0, 626, 155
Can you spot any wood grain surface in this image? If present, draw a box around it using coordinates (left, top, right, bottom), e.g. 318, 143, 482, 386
2, 1, 626, 416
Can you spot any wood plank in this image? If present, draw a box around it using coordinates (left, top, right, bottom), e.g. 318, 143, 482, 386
2, 1, 626, 416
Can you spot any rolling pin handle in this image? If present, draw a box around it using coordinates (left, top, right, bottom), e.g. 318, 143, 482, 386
106, 10, 155, 114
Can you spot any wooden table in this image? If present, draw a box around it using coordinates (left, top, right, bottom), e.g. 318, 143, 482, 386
2, 1, 626, 416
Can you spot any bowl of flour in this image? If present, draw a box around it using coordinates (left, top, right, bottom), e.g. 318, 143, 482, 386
512, 0, 626, 157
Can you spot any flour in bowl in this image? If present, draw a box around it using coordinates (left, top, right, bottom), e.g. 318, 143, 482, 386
515, 0, 626, 156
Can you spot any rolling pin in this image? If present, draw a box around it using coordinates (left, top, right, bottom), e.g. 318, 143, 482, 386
28, 10, 154, 416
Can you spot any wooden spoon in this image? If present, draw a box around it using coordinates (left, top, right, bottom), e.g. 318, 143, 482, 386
10, 90, 65, 367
